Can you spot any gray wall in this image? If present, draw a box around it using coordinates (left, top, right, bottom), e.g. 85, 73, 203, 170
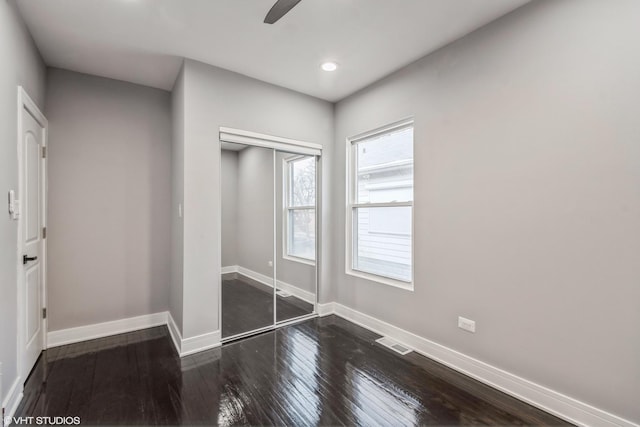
333, 0, 640, 422
170, 65, 185, 333
179, 59, 333, 338
220, 149, 238, 267
236, 146, 274, 276
0, 0, 46, 405
45, 69, 172, 331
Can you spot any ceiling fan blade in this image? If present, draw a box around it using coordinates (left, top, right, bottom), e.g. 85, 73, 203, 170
264, 0, 302, 24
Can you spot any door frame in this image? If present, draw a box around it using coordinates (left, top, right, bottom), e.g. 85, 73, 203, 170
16, 86, 48, 383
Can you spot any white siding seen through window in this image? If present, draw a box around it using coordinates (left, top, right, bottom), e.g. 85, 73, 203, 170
347, 120, 414, 287
285, 156, 316, 262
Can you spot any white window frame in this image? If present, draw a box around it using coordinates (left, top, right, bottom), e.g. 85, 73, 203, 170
283, 155, 316, 266
345, 118, 414, 290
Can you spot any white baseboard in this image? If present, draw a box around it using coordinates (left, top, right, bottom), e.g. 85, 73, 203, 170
166, 311, 183, 356
1, 376, 23, 423
317, 302, 336, 317
47, 312, 168, 348
221, 265, 238, 274
326, 303, 637, 427
47, 311, 220, 358
237, 265, 271, 286
229, 265, 316, 305
166, 311, 221, 357
276, 280, 315, 304
181, 330, 222, 357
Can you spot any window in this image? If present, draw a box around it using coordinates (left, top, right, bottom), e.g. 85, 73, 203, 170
284, 156, 316, 263
347, 119, 413, 288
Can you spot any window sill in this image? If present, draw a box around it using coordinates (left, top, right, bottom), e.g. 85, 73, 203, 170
283, 254, 316, 267
345, 268, 414, 291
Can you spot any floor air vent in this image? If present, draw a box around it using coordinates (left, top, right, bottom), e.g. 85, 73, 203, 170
375, 337, 412, 355
276, 290, 292, 297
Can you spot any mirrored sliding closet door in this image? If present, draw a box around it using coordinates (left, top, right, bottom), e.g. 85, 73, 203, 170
221, 142, 276, 339
220, 131, 320, 341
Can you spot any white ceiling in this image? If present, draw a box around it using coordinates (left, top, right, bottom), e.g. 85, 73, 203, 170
16, 0, 528, 102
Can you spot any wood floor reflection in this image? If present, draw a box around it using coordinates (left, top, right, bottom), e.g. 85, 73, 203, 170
222, 274, 314, 338
15, 316, 571, 426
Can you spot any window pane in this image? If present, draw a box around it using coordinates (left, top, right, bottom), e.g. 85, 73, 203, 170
288, 209, 316, 260
289, 157, 316, 207
355, 126, 413, 204
353, 206, 412, 282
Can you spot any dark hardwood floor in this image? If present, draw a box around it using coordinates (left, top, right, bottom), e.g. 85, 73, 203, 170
222, 274, 313, 338
14, 316, 571, 426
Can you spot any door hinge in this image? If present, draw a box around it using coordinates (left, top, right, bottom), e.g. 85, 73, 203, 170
42, 146, 47, 158
42, 226, 47, 239
42, 308, 47, 319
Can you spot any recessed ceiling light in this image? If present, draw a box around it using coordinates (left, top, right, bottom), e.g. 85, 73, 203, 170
321, 62, 338, 72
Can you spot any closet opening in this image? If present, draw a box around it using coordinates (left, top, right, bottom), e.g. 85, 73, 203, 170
219, 128, 322, 342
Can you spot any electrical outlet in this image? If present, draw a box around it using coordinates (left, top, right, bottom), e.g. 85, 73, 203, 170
458, 316, 476, 333
268, 261, 273, 267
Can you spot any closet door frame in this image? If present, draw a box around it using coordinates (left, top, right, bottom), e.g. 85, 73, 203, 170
218, 127, 322, 343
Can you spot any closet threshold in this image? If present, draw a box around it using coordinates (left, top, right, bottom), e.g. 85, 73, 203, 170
221, 312, 318, 345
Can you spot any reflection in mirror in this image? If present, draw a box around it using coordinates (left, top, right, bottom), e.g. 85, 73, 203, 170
275, 152, 317, 323
221, 142, 274, 338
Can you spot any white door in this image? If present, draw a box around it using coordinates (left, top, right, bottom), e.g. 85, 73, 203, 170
20, 95, 46, 380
